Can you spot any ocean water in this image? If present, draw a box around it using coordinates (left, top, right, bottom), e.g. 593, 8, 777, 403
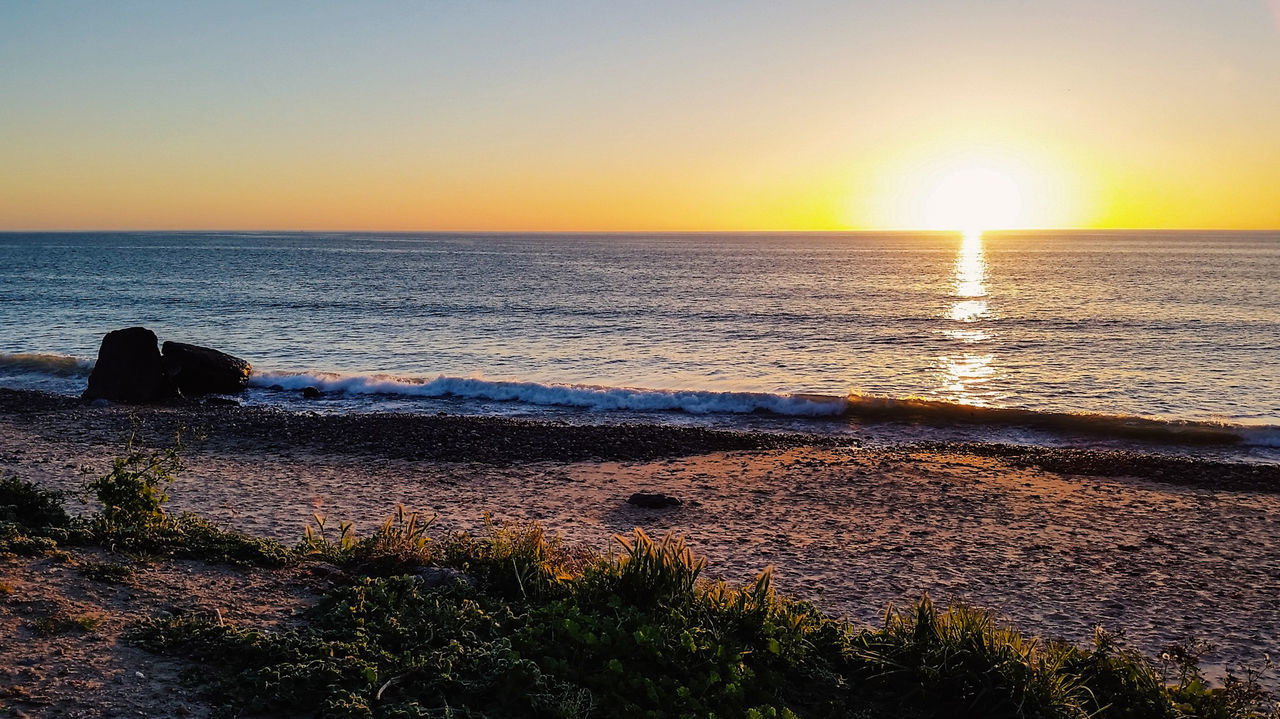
1, 231, 1277, 457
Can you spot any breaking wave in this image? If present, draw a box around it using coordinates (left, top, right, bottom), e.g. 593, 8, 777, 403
0, 352, 94, 376
251, 369, 1279, 447
251, 370, 848, 416
1, 355, 1273, 448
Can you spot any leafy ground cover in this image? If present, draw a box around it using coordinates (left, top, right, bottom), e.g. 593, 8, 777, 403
1, 434, 1275, 719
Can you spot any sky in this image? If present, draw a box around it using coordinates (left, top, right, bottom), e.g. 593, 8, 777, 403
2, 0, 1279, 231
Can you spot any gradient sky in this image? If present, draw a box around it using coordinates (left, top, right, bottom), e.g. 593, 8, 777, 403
2, 0, 1279, 230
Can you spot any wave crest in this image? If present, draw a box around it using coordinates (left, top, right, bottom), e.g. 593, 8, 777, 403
0, 352, 94, 377
1, 357, 1272, 448
251, 370, 1277, 447
251, 371, 848, 416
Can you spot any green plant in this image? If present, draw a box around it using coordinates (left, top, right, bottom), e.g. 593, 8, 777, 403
79, 560, 135, 584
300, 504, 437, 575
83, 428, 184, 531
32, 610, 103, 635
129, 517, 1279, 719
300, 513, 356, 563
0, 473, 70, 529
350, 504, 436, 575
436, 513, 588, 598
79, 430, 292, 567
592, 528, 706, 607
0, 475, 73, 556
0, 520, 59, 556
1160, 640, 1278, 719
100, 512, 294, 567
849, 597, 1096, 718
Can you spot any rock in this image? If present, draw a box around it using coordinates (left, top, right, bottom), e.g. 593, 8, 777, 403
301, 386, 322, 399
161, 341, 251, 395
627, 492, 682, 509
267, 384, 284, 391
82, 327, 180, 403
413, 566, 469, 588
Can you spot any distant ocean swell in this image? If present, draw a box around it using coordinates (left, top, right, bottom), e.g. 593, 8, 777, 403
3, 352, 1275, 448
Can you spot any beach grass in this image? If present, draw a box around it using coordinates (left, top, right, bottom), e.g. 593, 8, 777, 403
126, 521, 1277, 719
2, 440, 1276, 718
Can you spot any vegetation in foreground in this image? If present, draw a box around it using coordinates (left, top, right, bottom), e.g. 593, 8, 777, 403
0, 434, 1276, 719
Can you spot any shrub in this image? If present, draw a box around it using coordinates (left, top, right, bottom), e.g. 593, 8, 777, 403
97, 511, 294, 567
1160, 640, 1278, 719
0, 520, 59, 556
32, 610, 103, 635
130, 578, 558, 718
1055, 627, 1174, 718
435, 513, 590, 599
0, 473, 70, 529
79, 429, 293, 567
126, 518, 1279, 719
83, 429, 183, 531
300, 505, 436, 575
582, 528, 705, 607
79, 560, 135, 584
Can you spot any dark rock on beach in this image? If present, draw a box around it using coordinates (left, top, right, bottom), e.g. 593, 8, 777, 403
161, 341, 251, 396
82, 327, 180, 403
204, 397, 241, 407
301, 386, 322, 399
413, 566, 470, 588
627, 492, 682, 508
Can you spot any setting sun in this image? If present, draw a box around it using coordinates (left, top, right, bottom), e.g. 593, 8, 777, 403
923, 166, 1022, 233
856, 142, 1094, 233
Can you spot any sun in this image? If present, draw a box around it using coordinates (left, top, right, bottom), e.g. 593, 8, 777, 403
923, 166, 1023, 234
856, 145, 1086, 232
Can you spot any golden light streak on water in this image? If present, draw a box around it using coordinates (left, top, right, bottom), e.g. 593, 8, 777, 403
940, 230, 997, 404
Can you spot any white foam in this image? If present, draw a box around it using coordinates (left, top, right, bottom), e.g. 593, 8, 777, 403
1242, 427, 1280, 448
250, 370, 850, 417
248, 368, 1280, 447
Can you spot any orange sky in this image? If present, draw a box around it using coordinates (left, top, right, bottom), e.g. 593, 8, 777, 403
2, 2, 1278, 231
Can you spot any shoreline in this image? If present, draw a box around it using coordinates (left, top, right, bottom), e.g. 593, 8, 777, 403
2, 386, 1279, 692
2, 387, 1277, 490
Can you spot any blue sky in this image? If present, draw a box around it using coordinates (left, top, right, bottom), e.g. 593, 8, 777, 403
3, 0, 1278, 229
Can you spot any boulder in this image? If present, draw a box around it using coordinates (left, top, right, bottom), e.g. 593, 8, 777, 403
627, 492, 682, 509
161, 341, 251, 395
204, 397, 240, 407
301, 386, 322, 399
82, 327, 180, 403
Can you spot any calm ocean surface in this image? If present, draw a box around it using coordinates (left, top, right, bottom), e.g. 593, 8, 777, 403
2, 231, 1277, 455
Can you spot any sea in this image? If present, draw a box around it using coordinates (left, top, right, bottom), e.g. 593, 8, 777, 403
2, 231, 1277, 461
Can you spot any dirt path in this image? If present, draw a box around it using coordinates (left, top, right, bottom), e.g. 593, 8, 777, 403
0, 548, 326, 718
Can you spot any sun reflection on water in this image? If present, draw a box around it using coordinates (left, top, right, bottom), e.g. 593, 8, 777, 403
954, 230, 987, 299
939, 230, 998, 405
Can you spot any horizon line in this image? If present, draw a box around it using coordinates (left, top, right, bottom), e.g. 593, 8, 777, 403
2, 226, 1279, 234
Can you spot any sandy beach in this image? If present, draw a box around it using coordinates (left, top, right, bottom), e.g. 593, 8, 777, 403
2, 388, 1278, 692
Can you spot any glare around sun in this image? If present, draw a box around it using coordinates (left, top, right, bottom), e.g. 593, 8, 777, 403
923, 167, 1024, 233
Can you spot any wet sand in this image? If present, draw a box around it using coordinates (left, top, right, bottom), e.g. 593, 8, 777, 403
2, 389, 1278, 689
